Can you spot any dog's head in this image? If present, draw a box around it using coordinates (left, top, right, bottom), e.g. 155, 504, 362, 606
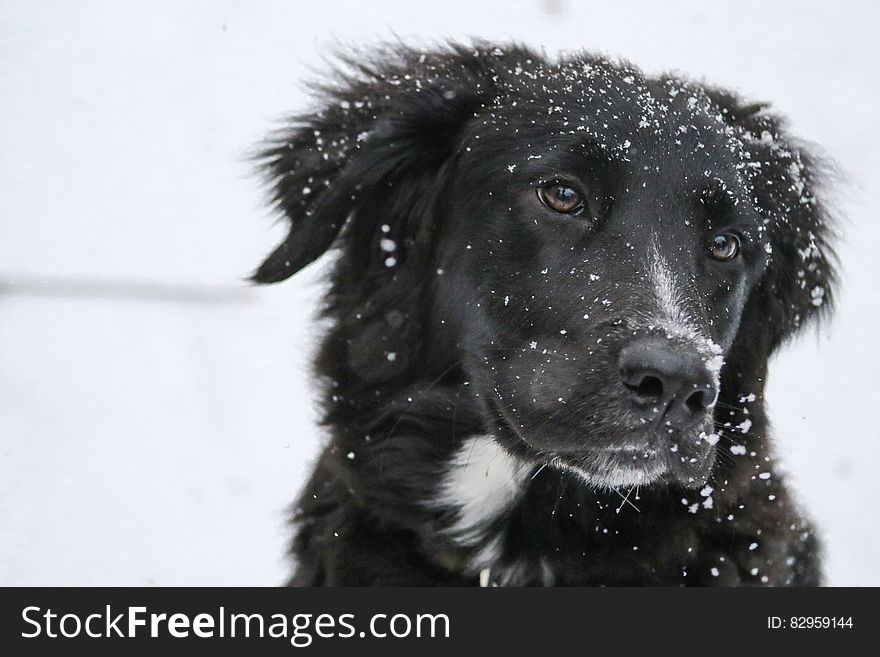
254, 44, 835, 490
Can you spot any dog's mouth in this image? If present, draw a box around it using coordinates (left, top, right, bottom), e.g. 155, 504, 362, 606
548, 439, 715, 490
486, 397, 716, 490
550, 448, 668, 489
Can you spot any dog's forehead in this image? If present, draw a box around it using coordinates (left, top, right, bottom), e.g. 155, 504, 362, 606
479, 57, 744, 168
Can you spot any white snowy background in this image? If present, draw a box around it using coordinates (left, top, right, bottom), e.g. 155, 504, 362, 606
1, 0, 877, 586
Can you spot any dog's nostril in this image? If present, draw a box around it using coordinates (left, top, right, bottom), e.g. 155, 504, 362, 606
627, 374, 664, 402
685, 389, 707, 414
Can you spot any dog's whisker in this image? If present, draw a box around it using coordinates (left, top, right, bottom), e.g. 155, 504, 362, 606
530, 463, 548, 480
614, 485, 641, 514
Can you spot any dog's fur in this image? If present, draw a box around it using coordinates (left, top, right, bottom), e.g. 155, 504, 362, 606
253, 43, 836, 586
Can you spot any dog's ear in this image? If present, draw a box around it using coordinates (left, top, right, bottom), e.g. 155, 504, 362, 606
708, 89, 838, 353
251, 49, 484, 284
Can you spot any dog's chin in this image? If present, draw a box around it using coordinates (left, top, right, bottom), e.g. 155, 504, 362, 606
550, 449, 669, 489
548, 440, 716, 491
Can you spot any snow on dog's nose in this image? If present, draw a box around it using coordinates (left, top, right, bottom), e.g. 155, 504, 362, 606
618, 336, 718, 430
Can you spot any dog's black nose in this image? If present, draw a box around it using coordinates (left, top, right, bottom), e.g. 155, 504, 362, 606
618, 337, 718, 429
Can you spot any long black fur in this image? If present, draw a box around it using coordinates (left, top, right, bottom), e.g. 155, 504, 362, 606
252, 42, 836, 586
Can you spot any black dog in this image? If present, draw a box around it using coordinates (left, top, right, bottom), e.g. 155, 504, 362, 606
253, 43, 836, 586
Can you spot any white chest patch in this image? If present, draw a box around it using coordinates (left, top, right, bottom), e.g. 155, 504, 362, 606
433, 435, 528, 547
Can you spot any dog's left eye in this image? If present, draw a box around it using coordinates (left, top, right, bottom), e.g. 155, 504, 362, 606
537, 181, 584, 214
709, 233, 741, 261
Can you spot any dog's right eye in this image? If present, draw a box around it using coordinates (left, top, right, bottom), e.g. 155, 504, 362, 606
537, 181, 585, 215
709, 233, 741, 262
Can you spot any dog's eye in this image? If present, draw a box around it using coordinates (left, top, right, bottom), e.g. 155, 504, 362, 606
537, 181, 584, 214
709, 233, 741, 261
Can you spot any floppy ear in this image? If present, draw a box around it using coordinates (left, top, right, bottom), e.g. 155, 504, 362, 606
251, 48, 484, 284
708, 89, 838, 354
753, 144, 837, 350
